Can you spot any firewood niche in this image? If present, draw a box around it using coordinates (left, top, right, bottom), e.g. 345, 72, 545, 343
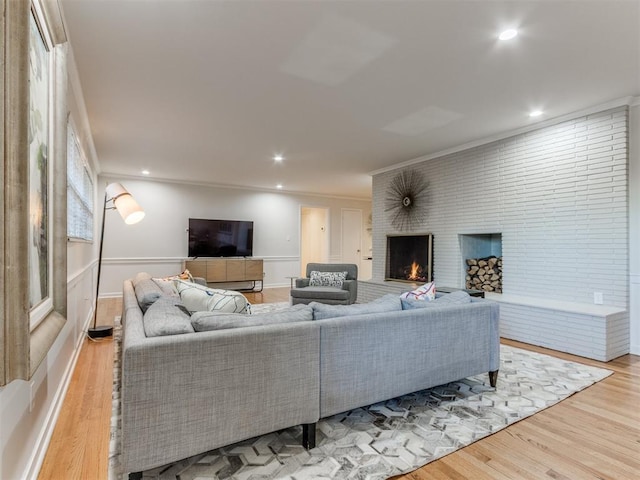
466, 256, 502, 293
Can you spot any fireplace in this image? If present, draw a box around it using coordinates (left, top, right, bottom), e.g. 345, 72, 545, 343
385, 234, 434, 283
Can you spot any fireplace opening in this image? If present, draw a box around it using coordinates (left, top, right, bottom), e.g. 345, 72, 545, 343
385, 234, 434, 283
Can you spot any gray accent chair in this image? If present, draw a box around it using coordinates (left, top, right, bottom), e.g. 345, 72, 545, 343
290, 263, 358, 305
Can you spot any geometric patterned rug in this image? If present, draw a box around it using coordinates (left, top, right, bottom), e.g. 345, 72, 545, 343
109, 304, 612, 480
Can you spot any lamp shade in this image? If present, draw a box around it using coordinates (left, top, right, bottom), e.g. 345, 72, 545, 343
105, 182, 145, 225
114, 194, 145, 224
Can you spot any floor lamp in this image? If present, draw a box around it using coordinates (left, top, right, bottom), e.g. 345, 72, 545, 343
88, 182, 145, 339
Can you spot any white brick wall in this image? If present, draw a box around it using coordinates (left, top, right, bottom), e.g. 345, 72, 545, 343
372, 107, 629, 360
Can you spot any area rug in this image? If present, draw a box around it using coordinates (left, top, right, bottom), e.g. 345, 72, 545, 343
108, 305, 612, 480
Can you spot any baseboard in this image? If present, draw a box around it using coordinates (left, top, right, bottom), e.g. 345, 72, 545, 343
24, 308, 93, 480
100, 291, 124, 299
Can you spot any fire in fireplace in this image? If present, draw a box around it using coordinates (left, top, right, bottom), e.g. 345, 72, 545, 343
386, 234, 434, 283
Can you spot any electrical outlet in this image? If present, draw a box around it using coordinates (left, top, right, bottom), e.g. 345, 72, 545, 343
594, 292, 604, 305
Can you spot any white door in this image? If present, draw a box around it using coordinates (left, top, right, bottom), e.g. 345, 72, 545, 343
300, 207, 329, 277
341, 209, 362, 276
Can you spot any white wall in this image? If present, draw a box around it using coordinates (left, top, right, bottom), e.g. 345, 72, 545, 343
372, 106, 632, 360
0, 49, 98, 480
97, 176, 372, 296
374, 107, 628, 305
0, 249, 96, 480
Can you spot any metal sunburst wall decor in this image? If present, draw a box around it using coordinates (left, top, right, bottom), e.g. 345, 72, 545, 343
384, 169, 429, 231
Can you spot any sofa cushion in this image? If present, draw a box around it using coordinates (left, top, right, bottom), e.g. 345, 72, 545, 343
311, 294, 402, 320
399, 281, 436, 302
309, 270, 347, 287
401, 290, 472, 309
289, 286, 351, 301
174, 279, 249, 314
191, 304, 313, 331
143, 296, 195, 337
134, 277, 164, 312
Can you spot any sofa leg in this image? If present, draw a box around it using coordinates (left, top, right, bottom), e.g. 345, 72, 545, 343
129, 472, 143, 480
302, 423, 316, 450
489, 370, 499, 388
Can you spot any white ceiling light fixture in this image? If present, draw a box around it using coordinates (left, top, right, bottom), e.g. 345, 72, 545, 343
273, 154, 284, 162
276, 184, 283, 190
529, 110, 544, 118
498, 29, 518, 41
141, 169, 150, 175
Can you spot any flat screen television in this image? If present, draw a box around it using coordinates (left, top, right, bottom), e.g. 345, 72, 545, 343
188, 218, 254, 257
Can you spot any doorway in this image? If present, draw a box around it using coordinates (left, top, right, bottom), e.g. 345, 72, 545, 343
300, 207, 329, 277
341, 208, 362, 275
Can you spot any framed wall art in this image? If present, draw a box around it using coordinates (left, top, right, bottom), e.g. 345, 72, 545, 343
1, 0, 68, 385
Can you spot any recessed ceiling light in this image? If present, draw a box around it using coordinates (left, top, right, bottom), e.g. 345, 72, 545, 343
273, 154, 284, 162
529, 110, 543, 118
276, 184, 283, 190
498, 29, 518, 41
141, 169, 150, 175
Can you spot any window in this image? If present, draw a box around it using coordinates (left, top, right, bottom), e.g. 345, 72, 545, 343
67, 123, 94, 241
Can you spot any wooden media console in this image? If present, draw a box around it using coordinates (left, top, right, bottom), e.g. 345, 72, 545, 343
185, 258, 264, 291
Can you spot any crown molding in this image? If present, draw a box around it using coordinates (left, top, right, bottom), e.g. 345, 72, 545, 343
99, 173, 372, 202
370, 96, 639, 176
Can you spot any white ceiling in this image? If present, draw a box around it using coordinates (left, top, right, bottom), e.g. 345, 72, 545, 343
60, 0, 640, 199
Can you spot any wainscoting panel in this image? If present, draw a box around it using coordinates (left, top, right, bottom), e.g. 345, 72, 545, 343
99, 256, 301, 296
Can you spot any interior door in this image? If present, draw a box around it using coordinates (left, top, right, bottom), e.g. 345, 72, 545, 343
300, 207, 329, 277
341, 209, 362, 275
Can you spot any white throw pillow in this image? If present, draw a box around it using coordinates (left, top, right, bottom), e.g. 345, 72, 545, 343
309, 270, 347, 287
174, 279, 249, 314
399, 281, 436, 301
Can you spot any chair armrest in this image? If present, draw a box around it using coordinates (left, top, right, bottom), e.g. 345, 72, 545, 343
342, 280, 358, 304
295, 278, 310, 288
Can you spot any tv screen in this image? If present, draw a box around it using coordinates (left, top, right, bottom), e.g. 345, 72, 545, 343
188, 218, 254, 257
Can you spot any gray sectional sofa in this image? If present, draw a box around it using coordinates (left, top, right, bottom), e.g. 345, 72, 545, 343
120, 276, 500, 479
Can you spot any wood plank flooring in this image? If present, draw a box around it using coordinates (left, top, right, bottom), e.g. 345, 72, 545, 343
38, 288, 640, 480
38, 297, 121, 480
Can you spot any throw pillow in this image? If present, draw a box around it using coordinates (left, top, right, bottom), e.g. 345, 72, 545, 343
174, 279, 249, 314
310, 294, 402, 320
191, 304, 313, 331
432, 290, 472, 305
399, 281, 436, 302
132, 271, 152, 288
143, 296, 195, 337
158, 269, 195, 283
152, 278, 179, 297
134, 277, 164, 312
401, 290, 472, 310
309, 270, 348, 288
401, 298, 433, 310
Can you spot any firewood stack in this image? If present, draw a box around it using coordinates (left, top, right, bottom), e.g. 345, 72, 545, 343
465, 256, 502, 293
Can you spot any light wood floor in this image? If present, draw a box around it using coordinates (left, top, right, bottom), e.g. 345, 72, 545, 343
38, 288, 640, 480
